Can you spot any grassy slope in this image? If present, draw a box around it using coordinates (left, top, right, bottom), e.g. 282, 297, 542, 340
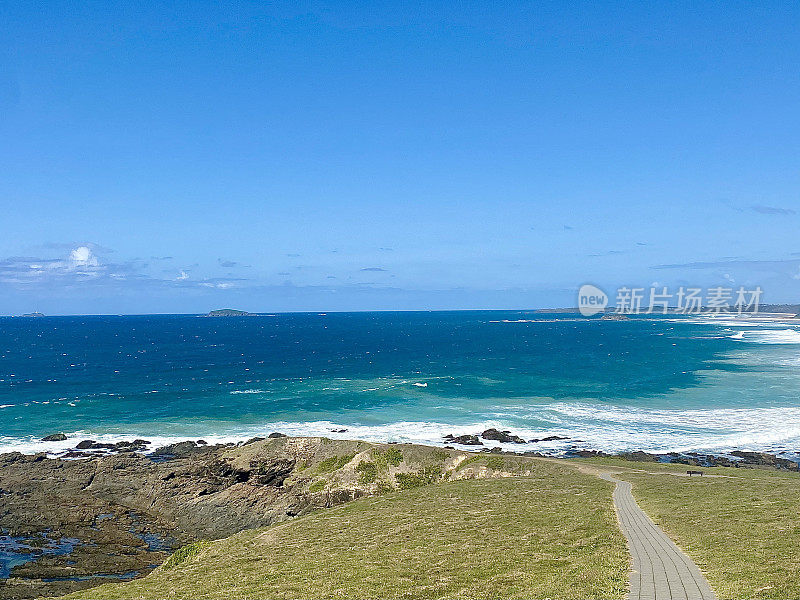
579, 458, 800, 600
64, 459, 628, 600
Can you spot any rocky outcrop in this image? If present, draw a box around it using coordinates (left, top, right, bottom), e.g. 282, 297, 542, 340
530, 435, 570, 443
730, 451, 799, 470
443, 434, 483, 446
0, 439, 365, 598
1, 437, 524, 599
481, 429, 526, 444
444, 429, 569, 445
619, 451, 659, 462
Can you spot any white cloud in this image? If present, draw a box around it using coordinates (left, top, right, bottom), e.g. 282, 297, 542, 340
69, 246, 99, 267
0, 244, 248, 294
199, 281, 234, 289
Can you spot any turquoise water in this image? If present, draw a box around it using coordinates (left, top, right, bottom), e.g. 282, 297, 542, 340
1, 311, 800, 456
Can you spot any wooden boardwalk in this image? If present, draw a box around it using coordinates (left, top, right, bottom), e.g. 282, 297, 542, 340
600, 473, 716, 600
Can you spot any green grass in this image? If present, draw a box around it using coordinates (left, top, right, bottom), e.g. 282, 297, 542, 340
162, 541, 212, 569
578, 457, 800, 599
484, 456, 505, 471
64, 460, 628, 599
316, 453, 356, 473
454, 455, 481, 471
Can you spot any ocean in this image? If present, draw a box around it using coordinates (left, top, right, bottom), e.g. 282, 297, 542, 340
1, 311, 800, 457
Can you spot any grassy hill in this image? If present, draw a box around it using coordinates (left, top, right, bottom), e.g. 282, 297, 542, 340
62, 458, 629, 599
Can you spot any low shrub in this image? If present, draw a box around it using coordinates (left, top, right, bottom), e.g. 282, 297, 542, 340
356, 461, 378, 484
317, 454, 355, 473
162, 541, 211, 569
395, 465, 442, 490
373, 447, 403, 468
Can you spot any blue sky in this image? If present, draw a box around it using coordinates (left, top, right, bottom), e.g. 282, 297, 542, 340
1, 1, 799, 314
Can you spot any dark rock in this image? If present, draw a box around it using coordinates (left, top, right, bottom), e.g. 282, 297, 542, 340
619, 451, 659, 462
41, 433, 67, 442
730, 451, 799, 470
572, 450, 610, 458
529, 435, 570, 443
243, 437, 266, 445
481, 428, 526, 444
200, 459, 251, 488
113, 440, 149, 452
75, 440, 96, 450
149, 440, 199, 459
670, 456, 701, 466
250, 458, 296, 486
0, 452, 27, 465
330, 428, 348, 433
267, 432, 287, 438
91, 442, 117, 450
447, 434, 483, 446
61, 450, 96, 459
705, 455, 736, 468
197, 440, 208, 445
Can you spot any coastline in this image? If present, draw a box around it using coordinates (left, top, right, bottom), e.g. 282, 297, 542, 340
7, 429, 798, 469
4, 410, 800, 463
1, 434, 797, 598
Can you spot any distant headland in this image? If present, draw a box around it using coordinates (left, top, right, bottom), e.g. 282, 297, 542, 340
204, 308, 255, 317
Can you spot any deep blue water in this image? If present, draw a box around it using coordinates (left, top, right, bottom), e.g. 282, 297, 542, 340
1, 311, 800, 455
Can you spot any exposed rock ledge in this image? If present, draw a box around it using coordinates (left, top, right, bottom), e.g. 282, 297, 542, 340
0, 437, 526, 599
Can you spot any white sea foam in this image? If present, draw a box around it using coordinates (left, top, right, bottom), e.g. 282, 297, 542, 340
4, 402, 799, 458
0, 431, 251, 457
539, 403, 800, 453
676, 314, 800, 344
733, 329, 800, 344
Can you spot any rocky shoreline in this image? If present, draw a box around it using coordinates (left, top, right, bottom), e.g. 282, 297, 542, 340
442, 428, 800, 471
0, 434, 797, 599
0, 436, 368, 599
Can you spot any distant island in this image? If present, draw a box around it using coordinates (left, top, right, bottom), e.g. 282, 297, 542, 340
17, 312, 45, 318
205, 309, 255, 317
600, 313, 629, 321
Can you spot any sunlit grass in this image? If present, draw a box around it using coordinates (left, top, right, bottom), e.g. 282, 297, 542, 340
63, 460, 628, 600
